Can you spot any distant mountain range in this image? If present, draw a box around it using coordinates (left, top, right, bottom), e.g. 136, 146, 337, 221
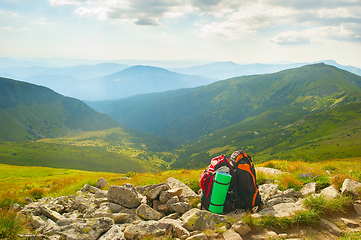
87, 63, 361, 145
1, 58, 360, 102
170, 60, 361, 80
15, 66, 216, 101
0, 63, 129, 80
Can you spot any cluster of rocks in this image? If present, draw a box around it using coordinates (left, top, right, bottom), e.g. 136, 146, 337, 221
16, 170, 361, 240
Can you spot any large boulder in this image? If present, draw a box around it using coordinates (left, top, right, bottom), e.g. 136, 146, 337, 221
136, 203, 163, 220
124, 221, 173, 240
180, 209, 236, 231
96, 178, 109, 189
108, 184, 141, 208
258, 184, 278, 202
170, 202, 192, 214
166, 177, 198, 200
320, 185, 341, 199
300, 182, 316, 196
340, 178, 361, 198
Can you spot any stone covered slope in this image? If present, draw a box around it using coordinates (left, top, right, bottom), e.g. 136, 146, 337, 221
18, 171, 361, 240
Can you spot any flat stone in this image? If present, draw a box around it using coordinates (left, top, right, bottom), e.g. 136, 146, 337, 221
254, 200, 305, 218
319, 218, 342, 236
186, 232, 208, 240
341, 218, 360, 228
223, 229, 243, 240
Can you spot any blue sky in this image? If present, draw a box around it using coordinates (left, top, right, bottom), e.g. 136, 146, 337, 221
0, 0, 360, 67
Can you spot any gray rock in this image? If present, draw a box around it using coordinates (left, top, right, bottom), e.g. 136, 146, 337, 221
167, 196, 180, 211
30, 215, 45, 229
340, 178, 361, 197
146, 185, 169, 200
320, 185, 341, 199
223, 229, 243, 240
36, 219, 57, 234
119, 208, 142, 223
10, 203, 21, 211
152, 200, 161, 211
340, 217, 360, 228
265, 197, 295, 207
255, 167, 283, 176
94, 190, 108, 198
124, 220, 173, 240
136, 203, 163, 220
99, 225, 125, 240
319, 218, 342, 236
46, 217, 114, 240
108, 184, 141, 208
160, 219, 190, 239
94, 198, 108, 207
181, 209, 235, 231
353, 200, 361, 215
99, 202, 123, 213
186, 233, 208, 240
258, 184, 278, 202
81, 184, 102, 194
136, 183, 167, 195
160, 188, 183, 204
112, 213, 129, 224
171, 202, 192, 214
232, 221, 251, 236
254, 200, 305, 218
250, 235, 266, 240
157, 203, 171, 213
166, 177, 198, 200
40, 206, 64, 222
300, 182, 316, 196
96, 178, 109, 189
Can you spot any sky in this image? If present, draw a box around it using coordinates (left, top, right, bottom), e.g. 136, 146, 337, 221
0, 0, 361, 67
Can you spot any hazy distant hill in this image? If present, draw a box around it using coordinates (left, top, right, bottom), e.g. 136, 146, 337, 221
171, 60, 361, 80
68, 65, 217, 101
0, 63, 129, 80
0, 77, 121, 141
88, 63, 361, 144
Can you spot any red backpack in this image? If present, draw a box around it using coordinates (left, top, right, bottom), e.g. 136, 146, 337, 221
199, 155, 232, 211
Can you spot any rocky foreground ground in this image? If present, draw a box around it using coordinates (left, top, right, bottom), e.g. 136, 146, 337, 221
14, 167, 361, 240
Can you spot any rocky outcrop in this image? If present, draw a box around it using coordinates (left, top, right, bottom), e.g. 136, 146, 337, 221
17, 175, 361, 240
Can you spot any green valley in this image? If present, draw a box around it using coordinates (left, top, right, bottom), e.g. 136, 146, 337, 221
1, 63, 361, 174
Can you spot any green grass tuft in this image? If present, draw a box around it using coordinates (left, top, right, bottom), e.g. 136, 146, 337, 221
0, 209, 26, 240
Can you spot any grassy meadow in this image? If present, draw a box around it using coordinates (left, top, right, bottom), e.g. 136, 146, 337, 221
1, 157, 361, 239
1, 157, 361, 208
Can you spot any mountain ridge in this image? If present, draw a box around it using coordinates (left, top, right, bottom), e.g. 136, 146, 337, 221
87, 63, 361, 144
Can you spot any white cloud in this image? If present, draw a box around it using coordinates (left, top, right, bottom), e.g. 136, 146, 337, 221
269, 31, 311, 45
47, 0, 361, 44
2, 26, 13, 31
